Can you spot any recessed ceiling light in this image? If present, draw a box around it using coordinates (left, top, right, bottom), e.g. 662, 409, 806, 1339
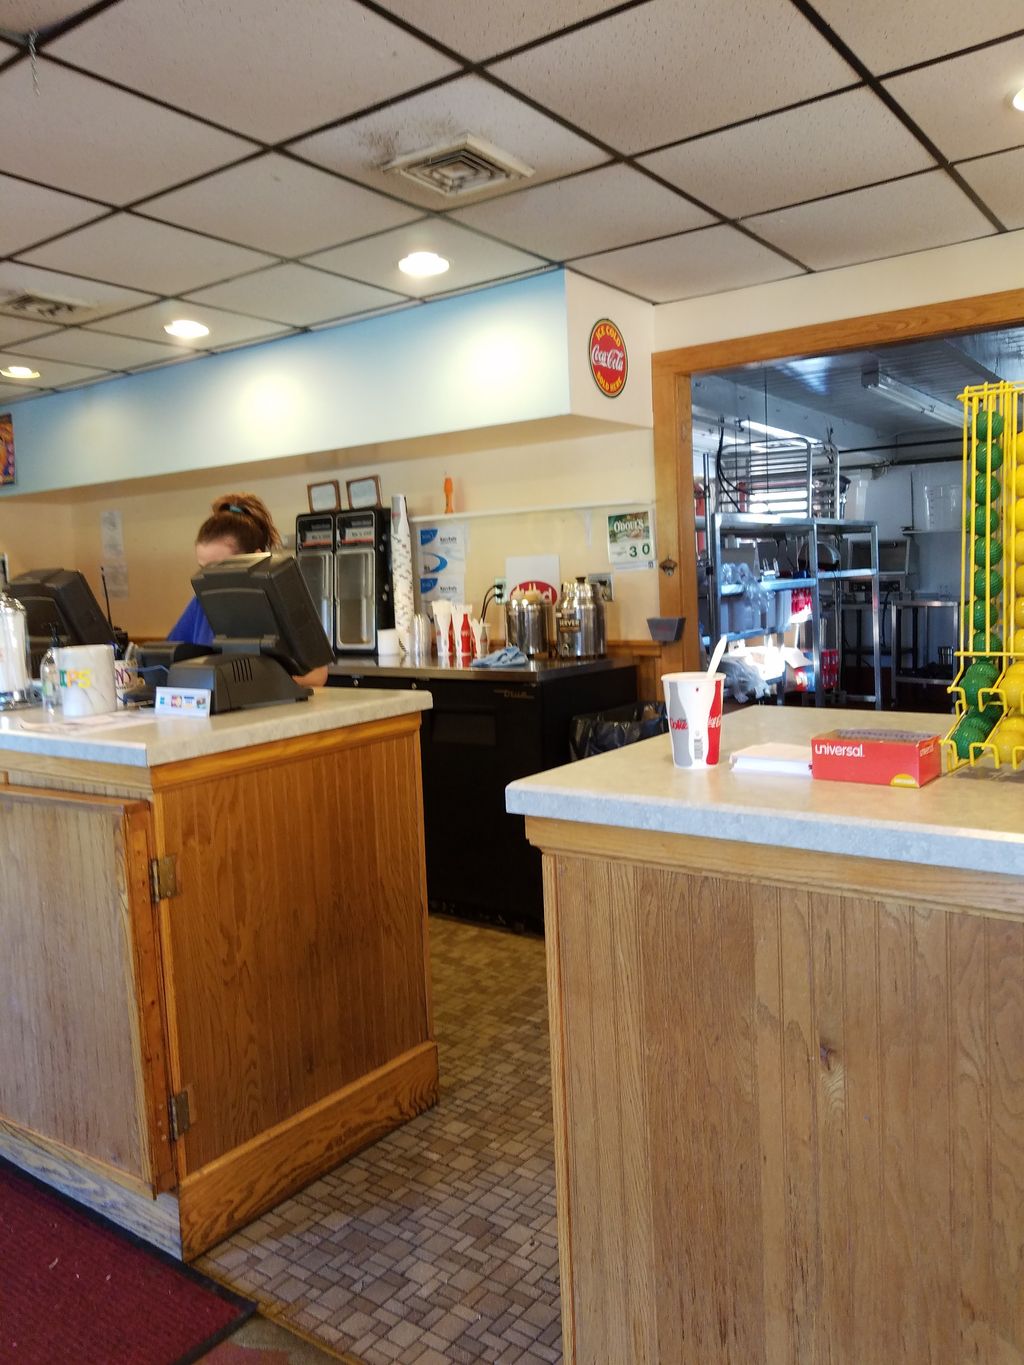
163, 318, 210, 339
0, 365, 40, 380
398, 251, 450, 278
1013, 88, 1024, 112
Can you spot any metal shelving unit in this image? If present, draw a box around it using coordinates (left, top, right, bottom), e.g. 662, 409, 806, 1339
889, 597, 959, 708
705, 512, 883, 708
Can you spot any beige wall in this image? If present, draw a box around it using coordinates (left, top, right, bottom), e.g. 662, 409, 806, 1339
654, 228, 1024, 352
0, 426, 658, 643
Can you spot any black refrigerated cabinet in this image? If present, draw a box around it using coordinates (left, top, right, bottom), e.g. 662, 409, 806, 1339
328, 658, 636, 934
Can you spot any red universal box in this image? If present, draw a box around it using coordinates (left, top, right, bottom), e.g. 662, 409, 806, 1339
810, 728, 942, 788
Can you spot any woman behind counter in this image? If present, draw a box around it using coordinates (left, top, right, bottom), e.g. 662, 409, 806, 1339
170, 492, 328, 688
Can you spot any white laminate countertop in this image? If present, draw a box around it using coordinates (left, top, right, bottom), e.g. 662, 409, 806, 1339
506, 706, 1024, 877
0, 689, 431, 769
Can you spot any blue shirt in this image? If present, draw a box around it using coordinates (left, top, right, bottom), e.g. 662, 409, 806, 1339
168, 596, 214, 647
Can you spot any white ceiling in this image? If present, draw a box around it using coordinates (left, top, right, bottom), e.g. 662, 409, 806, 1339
0, 0, 1022, 400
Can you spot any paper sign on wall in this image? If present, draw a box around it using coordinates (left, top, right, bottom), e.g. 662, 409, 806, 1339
417, 522, 467, 603
607, 508, 656, 571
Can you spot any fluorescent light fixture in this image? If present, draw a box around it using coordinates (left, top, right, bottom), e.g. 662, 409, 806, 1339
1013, 88, 1024, 112
862, 364, 962, 427
164, 318, 209, 339
0, 365, 40, 379
399, 251, 450, 278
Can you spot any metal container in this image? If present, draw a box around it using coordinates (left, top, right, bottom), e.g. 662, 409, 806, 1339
556, 578, 606, 660
505, 597, 551, 658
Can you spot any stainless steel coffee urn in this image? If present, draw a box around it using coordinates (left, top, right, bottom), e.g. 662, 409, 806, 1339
556, 577, 606, 660
505, 592, 552, 658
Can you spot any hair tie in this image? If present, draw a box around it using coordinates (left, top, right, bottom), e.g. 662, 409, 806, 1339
227, 503, 245, 515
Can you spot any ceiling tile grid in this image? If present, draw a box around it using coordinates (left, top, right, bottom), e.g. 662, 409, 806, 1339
135, 153, 425, 259
745, 170, 997, 271
0, 0, 1019, 400
637, 88, 936, 220
183, 262, 410, 327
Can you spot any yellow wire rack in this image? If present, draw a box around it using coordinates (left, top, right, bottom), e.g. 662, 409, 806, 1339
943, 381, 1024, 770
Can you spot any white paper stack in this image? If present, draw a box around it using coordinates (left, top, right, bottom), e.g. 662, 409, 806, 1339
729, 742, 812, 776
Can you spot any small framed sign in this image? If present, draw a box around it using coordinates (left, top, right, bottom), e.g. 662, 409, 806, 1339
346, 474, 382, 509
307, 479, 341, 513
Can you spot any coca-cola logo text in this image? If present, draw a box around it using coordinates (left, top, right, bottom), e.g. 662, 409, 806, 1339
589, 319, 627, 397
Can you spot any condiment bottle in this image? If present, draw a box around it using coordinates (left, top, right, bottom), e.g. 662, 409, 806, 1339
40, 624, 61, 716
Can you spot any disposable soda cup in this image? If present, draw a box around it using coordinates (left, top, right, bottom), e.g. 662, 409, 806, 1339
662, 671, 724, 769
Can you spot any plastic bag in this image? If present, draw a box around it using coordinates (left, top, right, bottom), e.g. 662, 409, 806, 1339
719, 654, 770, 704
569, 701, 668, 761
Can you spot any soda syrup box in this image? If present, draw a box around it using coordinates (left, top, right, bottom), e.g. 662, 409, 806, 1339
810, 728, 942, 788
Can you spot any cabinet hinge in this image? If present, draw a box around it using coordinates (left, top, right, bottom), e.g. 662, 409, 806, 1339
150, 855, 179, 903
168, 1089, 191, 1141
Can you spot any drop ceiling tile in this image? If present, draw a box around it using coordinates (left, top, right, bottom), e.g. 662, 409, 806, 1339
811, 0, 1024, 75
291, 74, 607, 210
0, 60, 254, 204
0, 172, 108, 256
17, 329, 190, 371
0, 2, 86, 29
746, 171, 995, 270
0, 316, 57, 347
136, 153, 423, 258
639, 88, 935, 219
0, 383, 38, 402
90, 300, 291, 350
490, 0, 857, 155
884, 36, 1024, 161
184, 263, 407, 327
305, 220, 546, 297
49, 0, 458, 144
959, 146, 1024, 228
571, 226, 804, 303
0, 262, 157, 321
373, 0, 624, 61
0, 351, 108, 387
451, 164, 712, 260
20, 215, 275, 296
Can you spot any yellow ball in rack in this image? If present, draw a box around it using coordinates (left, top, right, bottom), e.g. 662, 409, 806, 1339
1016, 629, 1024, 653
1016, 499, 1024, 532
1015, 431, 1024, 463
1016, 536, 1024, 565
1016, 599, 1024, 629
1016, 565, 1024, 595
994, 716, 1024, 764
1002, 665, 1024, 711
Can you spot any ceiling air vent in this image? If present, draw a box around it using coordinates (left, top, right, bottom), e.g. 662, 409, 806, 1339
0, 291, 104, 324
381, 134, 535, 198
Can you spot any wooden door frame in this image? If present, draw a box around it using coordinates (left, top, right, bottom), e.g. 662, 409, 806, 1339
652, 285, 1024, 672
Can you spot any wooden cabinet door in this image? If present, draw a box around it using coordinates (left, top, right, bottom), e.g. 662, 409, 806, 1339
151, 719, 432, 1177
0, 787, 174, 1194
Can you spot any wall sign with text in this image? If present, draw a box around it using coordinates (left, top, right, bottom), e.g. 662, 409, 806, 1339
589, 319, 628, 398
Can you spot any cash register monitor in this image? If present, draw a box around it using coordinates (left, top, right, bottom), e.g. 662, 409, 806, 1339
166, 552, 334, 712
8, 568, 114, 665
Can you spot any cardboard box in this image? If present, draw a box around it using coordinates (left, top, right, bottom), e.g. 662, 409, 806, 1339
810, 728, 942, 788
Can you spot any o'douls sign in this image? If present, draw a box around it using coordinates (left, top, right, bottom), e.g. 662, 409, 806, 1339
588, 318, 627, 398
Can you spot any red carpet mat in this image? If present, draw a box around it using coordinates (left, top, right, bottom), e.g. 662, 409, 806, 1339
0, 1159, 254, 1364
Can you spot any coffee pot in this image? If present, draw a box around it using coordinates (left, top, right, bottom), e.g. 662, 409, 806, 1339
556, 578, 606, 660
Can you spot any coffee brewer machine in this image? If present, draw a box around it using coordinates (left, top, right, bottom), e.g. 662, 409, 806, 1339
295, 508, 393, 654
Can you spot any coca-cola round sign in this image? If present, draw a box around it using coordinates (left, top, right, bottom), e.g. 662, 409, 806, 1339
589, 318, 628, 398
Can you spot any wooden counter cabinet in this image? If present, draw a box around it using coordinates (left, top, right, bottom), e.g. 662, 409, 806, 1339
0, 693, 438, 1260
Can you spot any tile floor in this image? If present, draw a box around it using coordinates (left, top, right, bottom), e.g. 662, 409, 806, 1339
199, 916, 561, 1364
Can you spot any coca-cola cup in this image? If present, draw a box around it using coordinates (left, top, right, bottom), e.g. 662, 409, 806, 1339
662, 672, 724, 770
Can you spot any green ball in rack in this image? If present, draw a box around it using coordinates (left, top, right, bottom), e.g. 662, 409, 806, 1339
977, 411, 1005, 439
975, 472, 1001, 503
972, 630, 1003, 653
961, 658, 1000, 710
973, 598, 999, 629
975, 537, 1003, 567
953, 712, 994, 759
969, 504, 1001, 535
976, 443, 1004, 474
974, 566, 1004, 597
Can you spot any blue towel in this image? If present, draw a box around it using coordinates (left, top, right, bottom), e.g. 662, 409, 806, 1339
470, 646, 529, 669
